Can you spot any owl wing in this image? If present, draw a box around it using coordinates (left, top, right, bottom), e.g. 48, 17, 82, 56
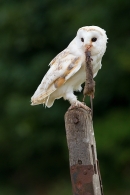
31, 49, 82, 105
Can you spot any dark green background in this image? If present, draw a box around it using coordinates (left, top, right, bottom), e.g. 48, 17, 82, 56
0, 0, 130, 194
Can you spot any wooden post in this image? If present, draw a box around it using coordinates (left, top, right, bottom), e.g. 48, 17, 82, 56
65, 107, 103, 195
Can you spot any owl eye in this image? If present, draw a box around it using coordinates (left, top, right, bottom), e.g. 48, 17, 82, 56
91, 37, 97, 42
81, 38, 84, 42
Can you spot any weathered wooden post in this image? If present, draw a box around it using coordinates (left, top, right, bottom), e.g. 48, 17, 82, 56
65, 107, 103, 195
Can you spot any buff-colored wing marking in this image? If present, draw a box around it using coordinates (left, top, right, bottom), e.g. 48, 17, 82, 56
49, 50, 69, 67
31, 51, 82, 105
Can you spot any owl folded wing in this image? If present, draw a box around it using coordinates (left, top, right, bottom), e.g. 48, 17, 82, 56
31, 49, 82, 105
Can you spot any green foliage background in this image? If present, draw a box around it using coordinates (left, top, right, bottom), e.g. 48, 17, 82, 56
0, 0, 130, 194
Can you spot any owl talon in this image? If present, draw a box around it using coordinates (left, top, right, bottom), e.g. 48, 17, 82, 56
69, 101, 91, 111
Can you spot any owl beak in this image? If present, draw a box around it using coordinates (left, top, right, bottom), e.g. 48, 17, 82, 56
85, 44, 92, 51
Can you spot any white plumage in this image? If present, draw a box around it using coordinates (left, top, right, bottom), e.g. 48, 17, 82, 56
31, 26, 108, 108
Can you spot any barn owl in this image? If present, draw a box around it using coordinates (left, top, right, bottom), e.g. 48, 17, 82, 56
31, 26, 107, 108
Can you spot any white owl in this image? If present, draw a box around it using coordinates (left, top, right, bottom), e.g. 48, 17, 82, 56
31, 26, 108, 108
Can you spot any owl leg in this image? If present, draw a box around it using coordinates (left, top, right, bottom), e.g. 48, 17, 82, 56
64, 91, 90, 111
64, 92, 77, 104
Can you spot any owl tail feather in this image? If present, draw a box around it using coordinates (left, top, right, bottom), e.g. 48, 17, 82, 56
44, 96, 55, 108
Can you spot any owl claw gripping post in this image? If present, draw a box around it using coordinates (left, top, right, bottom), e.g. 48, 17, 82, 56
31, 26, 108, 108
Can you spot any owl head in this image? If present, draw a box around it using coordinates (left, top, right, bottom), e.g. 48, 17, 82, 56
75, 26, 108, 56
